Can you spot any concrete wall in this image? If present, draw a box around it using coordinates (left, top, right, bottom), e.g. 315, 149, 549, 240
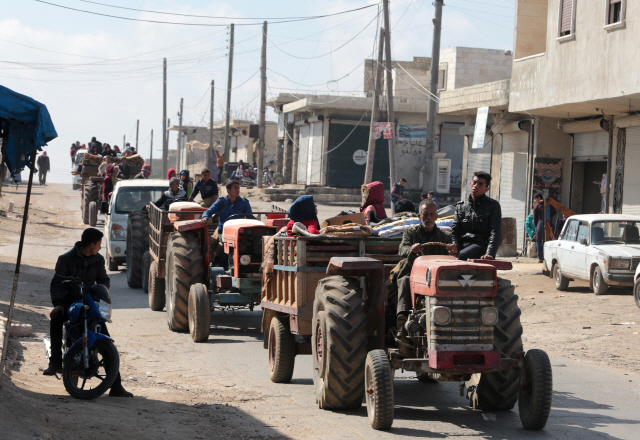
443, 47, 513, 90
510, 0, 640, 113
439, 80, 510, 114
514, 0, 549, 59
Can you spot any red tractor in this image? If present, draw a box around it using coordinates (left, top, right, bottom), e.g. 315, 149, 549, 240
263, 239, 552, 431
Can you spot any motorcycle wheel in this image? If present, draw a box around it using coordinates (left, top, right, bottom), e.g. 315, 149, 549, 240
63, 339, 120, 400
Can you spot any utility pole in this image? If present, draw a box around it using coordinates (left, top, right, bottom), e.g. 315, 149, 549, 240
123, 135, 125, 150
209, 79, 214, 171
423, 0, 444, 192
224, 24, 235, 162
149, 129, 153, 170
162, 58, 168, 176
257, 21, 267, 188
382, 0, 397, 210
364, 28, 386, 184
135, 119, 139, 151
176, 98, 183, 171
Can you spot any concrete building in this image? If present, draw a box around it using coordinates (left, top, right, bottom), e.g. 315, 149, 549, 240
508, 0, 640, 235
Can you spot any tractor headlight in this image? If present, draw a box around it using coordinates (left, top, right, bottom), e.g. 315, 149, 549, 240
610, 258, 630, 270
240, 255, 251, 265
481, 307, 499, 325
110, 224, 125, 241
431, 306, 451, 326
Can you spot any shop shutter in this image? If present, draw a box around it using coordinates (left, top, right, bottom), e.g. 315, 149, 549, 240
561, 0, 573, 34
500, 132, 529, 251
297, 124, 310, 183
307, 121, 323, 185
573, 131, 609, 159
466, 136, 492, 192
623, 127, 640, 215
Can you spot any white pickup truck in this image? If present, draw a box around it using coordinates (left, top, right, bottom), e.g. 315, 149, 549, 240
544, 214, 640, 295
103, 180, 167, 280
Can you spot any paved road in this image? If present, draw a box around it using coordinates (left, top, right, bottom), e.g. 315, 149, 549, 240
108, 267, 640, 439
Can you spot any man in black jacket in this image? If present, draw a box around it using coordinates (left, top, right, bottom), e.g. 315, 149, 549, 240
43, 228, 132, 397
451, 171, 502, 260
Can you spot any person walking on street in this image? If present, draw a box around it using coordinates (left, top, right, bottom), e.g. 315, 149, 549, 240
43, 228, 133, 397
211, 150, 220, 182
70, 143, 77, 167
216, 150, 225, 182
451, 171, 502, 260
189, 168, 218, 207
391, 178, 407, 214
427, 191, 440, 210
134, 164, 152, 179
533, 193, 545, 263
37, 151, 50, 185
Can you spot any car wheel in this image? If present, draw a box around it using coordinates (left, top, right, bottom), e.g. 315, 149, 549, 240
553, 263, 569, 291
592, 266, 608, 295
634, 282, 640, 308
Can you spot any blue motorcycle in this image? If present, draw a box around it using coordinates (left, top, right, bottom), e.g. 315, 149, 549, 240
43, 276, 120, 400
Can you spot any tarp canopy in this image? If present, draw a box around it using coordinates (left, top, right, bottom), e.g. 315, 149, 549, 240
0, 85, 57, 175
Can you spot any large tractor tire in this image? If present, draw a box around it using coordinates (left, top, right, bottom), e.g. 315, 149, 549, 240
148, 261, 165, 311
312, 275, 367, 410
126, 211, 150, 288
141, 251, 151, 294
467, 278, 523, 411
82, 182, 100, 225
165, 232, 203, 332
268, 315, 296, 383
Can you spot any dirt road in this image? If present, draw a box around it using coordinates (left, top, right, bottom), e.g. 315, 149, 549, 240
1, 183, 640, 439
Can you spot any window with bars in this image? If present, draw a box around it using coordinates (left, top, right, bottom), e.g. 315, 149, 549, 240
558, 0, 575, 38
606, 0, 625, 26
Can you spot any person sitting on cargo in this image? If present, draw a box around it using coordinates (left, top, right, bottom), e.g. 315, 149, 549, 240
392, 199, 458, 329
450, 171, 502, 261
179, 169, 194, 199
102, 164, 119, 202
118, 157, 131, 179
134, 164, 152, 179
151, 177, 187, 210
286, 195, 320, 237
98, 156, 112, 177
189, 168, 218, 208
361, 181, 388, 225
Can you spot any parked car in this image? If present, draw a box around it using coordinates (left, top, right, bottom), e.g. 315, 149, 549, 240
103, 179, 167, 272
72, 149, 87, 190
544, 214, 640, 295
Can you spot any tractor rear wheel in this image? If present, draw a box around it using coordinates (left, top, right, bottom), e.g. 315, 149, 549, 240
518, 349, 553, 430
82, 185, 91, 224
268, 315, 295, 383
148, 261, 165, 311
312, 275, 367, 410
467, 278, 523, 411
365, 349, 394, 430
141, 251, 151, 294
126, 211, 150, 288
188, 283, 210, 342
165, 232, 203, 332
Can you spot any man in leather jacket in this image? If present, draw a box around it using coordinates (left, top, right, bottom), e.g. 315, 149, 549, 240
44, 228, 132, 397
451, 171, 502, 260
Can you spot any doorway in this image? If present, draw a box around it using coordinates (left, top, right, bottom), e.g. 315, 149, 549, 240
571, 161, 607, 214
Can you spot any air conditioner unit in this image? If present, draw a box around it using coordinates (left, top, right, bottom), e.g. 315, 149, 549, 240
437, 159, 451, 193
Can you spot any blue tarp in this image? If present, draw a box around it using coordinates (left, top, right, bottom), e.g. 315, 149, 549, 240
0, 85, 57, 175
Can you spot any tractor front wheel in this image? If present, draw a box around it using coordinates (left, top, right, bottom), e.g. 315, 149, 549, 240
268, 315, 295, 383
364, 349, 394, 430
518, 349, 553, 430
148, 261, 165, 311
188, 283, 210, 343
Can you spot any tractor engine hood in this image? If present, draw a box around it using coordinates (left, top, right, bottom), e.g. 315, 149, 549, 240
410, 256, 497, 297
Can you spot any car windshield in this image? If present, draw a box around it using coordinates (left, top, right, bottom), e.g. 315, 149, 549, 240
115, 187, 165, 213
591, 221, 640, 244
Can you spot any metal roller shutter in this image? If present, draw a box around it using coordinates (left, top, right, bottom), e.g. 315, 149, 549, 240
500, 132, 529, 251
465, 137, 492, 198
307, 121, 323, 185
297, 124, 310, 183
573, 131, 608, 159
623, 127, 640, 215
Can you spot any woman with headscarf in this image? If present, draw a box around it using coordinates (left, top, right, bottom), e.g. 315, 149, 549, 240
286, 195, 320, 237
179, 170, 194, 198
152, 177, 187, 210
167, 168, 176, 180
122, 146, 131, 157
361, 181, 388, 225
102, 164, 119, 202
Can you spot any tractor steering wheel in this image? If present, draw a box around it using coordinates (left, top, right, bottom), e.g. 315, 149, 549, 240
225, 213, 257, 222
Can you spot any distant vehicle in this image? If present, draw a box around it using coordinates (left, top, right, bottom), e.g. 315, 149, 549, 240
544, 214, 640, 295
103, 179, 167, 274
72, 149, 87, 190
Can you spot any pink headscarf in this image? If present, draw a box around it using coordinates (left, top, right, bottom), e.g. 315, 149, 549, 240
41, 151, 48, 157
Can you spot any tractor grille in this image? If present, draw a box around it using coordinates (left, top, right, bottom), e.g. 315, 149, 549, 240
436, 269, 494, 292
428, 297, 494, 351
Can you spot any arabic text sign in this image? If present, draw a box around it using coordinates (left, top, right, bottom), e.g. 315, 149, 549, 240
472, 106, 489, 149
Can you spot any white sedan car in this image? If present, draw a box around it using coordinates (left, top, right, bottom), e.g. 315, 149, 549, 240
544, 214, 640, 295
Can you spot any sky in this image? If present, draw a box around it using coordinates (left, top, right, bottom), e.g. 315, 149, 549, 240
2, 0, 516, 183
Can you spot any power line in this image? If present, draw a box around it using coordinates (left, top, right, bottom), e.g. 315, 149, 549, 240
34, 0, 378, 27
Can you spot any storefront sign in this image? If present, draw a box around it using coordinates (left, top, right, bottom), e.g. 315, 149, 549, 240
472, 106, 489, 149
398, 124, 427, 139
534, 158, 563, 200
353, 149, 367, 165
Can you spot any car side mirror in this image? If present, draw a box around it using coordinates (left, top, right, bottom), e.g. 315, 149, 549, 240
579, 238, 587, 246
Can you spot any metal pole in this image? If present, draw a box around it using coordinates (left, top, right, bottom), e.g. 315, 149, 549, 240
176, 98, 183, 171
149, 129, 153, 172
135, 119, 139, 151
382, 0, 397, 210
162, 58, 168, 176
123, 135, 125, 151
423, 0, 444, 192
257, 21, 267, 188
364, 28, 385, 185
209, 79, 215, 172
224, 24, 235, 162
0, 150, 37, 388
